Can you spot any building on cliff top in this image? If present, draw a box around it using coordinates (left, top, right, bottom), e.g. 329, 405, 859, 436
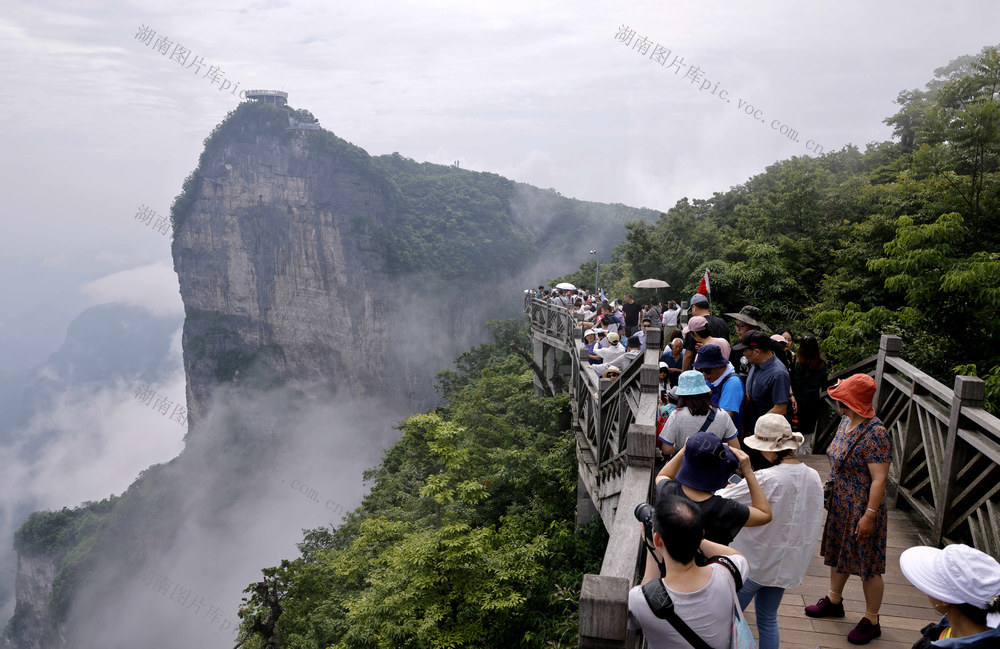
244, 89, 288, 105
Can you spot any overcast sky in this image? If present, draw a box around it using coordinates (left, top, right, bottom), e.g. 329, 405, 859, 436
2, 0, 999, 353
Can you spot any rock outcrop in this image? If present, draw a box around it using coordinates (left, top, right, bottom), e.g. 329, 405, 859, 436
2, 99, 658, 648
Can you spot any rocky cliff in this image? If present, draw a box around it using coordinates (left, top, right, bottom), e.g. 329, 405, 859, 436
173, 106, 398, 424
2, 553, 62, 649
2, 99, 658, 648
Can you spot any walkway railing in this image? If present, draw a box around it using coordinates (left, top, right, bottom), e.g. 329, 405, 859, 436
526, 302, 1000, 646
523, 295, 658, 648
821, 336, 999, 558
872, 336, 1000, 558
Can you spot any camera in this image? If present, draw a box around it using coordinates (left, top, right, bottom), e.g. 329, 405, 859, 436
635, 502, 666, 577
634, 502, 656, 547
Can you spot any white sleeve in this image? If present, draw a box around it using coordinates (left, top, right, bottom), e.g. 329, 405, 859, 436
663, 414, 678, 446
732, 553, 751, 581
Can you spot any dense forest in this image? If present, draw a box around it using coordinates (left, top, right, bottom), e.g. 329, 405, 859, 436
234, 320, 606, 648
231, 45, 1000, 649
558, 45, 1000, 410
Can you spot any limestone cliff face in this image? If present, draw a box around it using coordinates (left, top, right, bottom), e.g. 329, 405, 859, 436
1, 553, 64, 648
173, 109, 399, 424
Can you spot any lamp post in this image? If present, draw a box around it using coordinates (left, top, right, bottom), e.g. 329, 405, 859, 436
589, 249, 599, 293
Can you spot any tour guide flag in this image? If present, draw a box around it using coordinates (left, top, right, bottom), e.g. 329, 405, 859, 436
696, 268, 711, 299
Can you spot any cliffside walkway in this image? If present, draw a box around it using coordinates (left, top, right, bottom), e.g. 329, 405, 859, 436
522, 295, 1000, 649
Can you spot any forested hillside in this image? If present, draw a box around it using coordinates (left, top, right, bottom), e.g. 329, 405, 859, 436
560, 46, 1000, 408
234, 320, 605, 648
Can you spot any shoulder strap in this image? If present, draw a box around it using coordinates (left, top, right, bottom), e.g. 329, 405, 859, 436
640, 581, 714, 649
705, 555, 744, 592
721, 374, 741, 390
834, 430, 867, 472
697, 408, 718, 433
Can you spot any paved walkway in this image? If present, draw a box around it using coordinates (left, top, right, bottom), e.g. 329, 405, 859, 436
743, 455, 936, 649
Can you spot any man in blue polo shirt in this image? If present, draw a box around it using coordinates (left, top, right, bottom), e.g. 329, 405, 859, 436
694, 344, 745, 435
733, 330, 790, 468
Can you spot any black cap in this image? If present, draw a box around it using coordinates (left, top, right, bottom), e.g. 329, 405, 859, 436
732, 330, 771, 351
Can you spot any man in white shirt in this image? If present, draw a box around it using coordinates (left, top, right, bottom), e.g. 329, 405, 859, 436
662, 300, 682, 328
589, 332, 625, 364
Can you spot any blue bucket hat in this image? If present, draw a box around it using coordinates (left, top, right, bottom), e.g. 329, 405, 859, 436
693, 344, 728, 370
675, 370, 711, 396
676, 431, 739, 492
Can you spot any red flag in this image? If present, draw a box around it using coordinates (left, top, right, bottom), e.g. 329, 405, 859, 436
696, 268, 711, 297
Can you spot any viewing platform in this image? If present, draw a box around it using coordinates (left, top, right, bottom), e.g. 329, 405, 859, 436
244, 89, 289, 106
522, 295, 1000, 648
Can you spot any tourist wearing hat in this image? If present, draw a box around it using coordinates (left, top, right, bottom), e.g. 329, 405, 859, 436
657, 362, 671, 394
720, 414, 825, 649
583, 327, 598, 356
725, 305, 772, 381
770, 333, 793, 373
900, 544, 1000, 648
805, 373, 892, 645
655, 431, 771, 545
589, 331, 625, 364
682, 294, 730, 372
689, 315, 733, 360
695, 343, 745, 434
661, 370, 741, 453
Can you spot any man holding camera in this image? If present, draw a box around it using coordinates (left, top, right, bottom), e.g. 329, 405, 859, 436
628, 495, 750, 648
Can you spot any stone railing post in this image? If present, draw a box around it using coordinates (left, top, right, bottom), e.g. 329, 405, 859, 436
640, 363, 658, 393
645, 326, 662, 351
932, 375, 985, 544
679, 300, 689, 328
579, 574, 629, 648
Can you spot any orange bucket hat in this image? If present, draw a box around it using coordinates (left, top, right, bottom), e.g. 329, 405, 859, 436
828, 374, 876, 418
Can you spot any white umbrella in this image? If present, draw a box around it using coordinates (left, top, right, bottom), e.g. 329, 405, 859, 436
632, 278, 670, 288
555, 282, 577, 290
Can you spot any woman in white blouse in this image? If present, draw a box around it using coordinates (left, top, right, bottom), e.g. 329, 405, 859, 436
719, 413, 825, 649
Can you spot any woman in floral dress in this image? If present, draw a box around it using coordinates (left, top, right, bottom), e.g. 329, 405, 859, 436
804, 374, 892, 645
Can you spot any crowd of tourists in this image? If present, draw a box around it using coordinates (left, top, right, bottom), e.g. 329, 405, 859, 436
529, 286, 1000, 649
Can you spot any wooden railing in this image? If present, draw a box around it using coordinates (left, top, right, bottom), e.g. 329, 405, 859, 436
818, 336, 999, 560
869, 336, 1000, 558
524, 295, 577, 349
522, 295, 659, 648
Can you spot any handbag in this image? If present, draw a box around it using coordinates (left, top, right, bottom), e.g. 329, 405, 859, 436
708, 556, 757, 649
823, 432, 867, 510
